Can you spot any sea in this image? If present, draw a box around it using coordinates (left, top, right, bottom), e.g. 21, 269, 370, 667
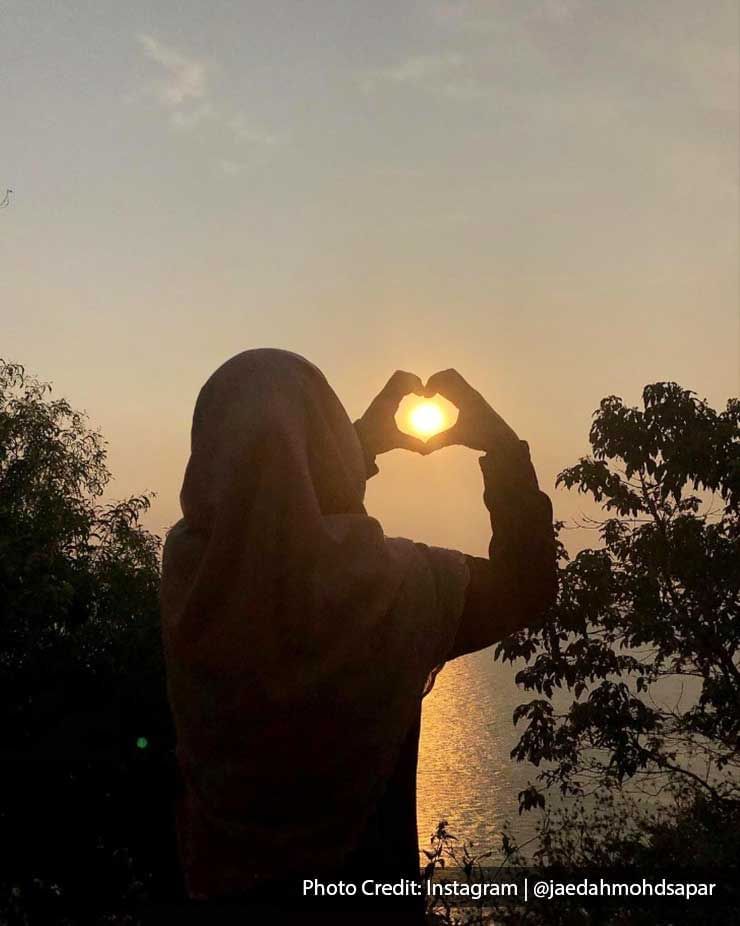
417, 646, 710, 863
417, 647, 540, 860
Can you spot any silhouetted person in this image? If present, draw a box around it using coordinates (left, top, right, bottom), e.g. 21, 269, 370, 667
159, 349, 557, 923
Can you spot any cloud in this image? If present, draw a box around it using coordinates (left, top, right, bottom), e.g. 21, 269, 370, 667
229, 113, 282, 146
361, 52, 463, 91
430, 0, 504, 31
135, 34, 285, 170
359, 52, 491, 101
380, 52, 464, 85
170, 103, 215, 131
541, 0, 581, 21
139, 34, 207, 107
431, 0, 581, 30
217, 158, 247, 176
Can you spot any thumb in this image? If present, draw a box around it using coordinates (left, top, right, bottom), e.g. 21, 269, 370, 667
394, 431, 430, 454
421, 424, 460, 454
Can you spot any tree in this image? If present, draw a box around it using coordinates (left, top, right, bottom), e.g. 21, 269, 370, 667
0, 360, 178, 922
498, 383, 740, 813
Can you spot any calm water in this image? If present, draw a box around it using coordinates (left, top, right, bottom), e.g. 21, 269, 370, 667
417, 647, 541, 858
417, 648, 710, 861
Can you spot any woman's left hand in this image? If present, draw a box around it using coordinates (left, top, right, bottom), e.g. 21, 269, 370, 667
354, 371, 429, 457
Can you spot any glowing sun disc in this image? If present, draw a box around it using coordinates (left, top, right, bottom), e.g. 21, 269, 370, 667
409, 401, 445, 438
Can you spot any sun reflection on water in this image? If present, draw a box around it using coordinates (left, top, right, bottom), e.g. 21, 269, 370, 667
417, 650, 539, 860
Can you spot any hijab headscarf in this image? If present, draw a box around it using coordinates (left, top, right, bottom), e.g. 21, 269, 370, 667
160, 349, 470, 898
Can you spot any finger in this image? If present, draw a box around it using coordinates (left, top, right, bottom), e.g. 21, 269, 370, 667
423, 369, 476, 405
393, 431, 430, 454
382, 370, 425, 401
421, 424, 461, 453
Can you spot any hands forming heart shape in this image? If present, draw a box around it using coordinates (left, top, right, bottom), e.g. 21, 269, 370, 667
354, 369, 520, 459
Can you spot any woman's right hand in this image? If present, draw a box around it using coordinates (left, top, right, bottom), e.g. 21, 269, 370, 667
422, 369, 520, 454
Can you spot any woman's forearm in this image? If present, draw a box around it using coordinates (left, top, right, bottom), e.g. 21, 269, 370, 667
484, 442, 558, 626
447, 443, 558, 659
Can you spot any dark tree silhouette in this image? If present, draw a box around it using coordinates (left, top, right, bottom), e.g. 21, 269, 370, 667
0, 360, 179, 922
498, 383, 740, 814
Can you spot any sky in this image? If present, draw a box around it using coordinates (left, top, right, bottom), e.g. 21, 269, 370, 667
2, 0, 738, 557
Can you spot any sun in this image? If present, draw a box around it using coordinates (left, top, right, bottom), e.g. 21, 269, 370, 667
408, 400, 445, 438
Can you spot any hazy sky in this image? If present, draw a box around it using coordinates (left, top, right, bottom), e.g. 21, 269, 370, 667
3, 0, 738, 556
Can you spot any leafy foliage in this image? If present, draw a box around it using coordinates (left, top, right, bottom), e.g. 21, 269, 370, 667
497, 383, 740, 811
0, 360, 178, 922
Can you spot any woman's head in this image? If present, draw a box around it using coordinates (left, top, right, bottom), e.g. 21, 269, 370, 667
180, 349, 367, 532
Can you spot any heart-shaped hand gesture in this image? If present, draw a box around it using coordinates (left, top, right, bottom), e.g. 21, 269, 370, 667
421, 369, 520, 454
355, 368, 521, 459
354, 370, 429, 457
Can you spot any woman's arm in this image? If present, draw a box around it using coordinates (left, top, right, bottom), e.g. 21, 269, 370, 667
353, 367, 557, 656
448, 443, 557, 659
418, 370, 557, 660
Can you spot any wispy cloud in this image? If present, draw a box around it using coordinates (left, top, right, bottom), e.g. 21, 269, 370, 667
359, 52, 490, 101
135, 34, 286, 170
431, 0, 581, 31
378, 52, 464, 85
139, 34, 207, 107
541, 0, 581, 22
360, 52, 464, 93
216, 158, 247, 176
229, 113, 282, 146
170, 103, 215, 131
